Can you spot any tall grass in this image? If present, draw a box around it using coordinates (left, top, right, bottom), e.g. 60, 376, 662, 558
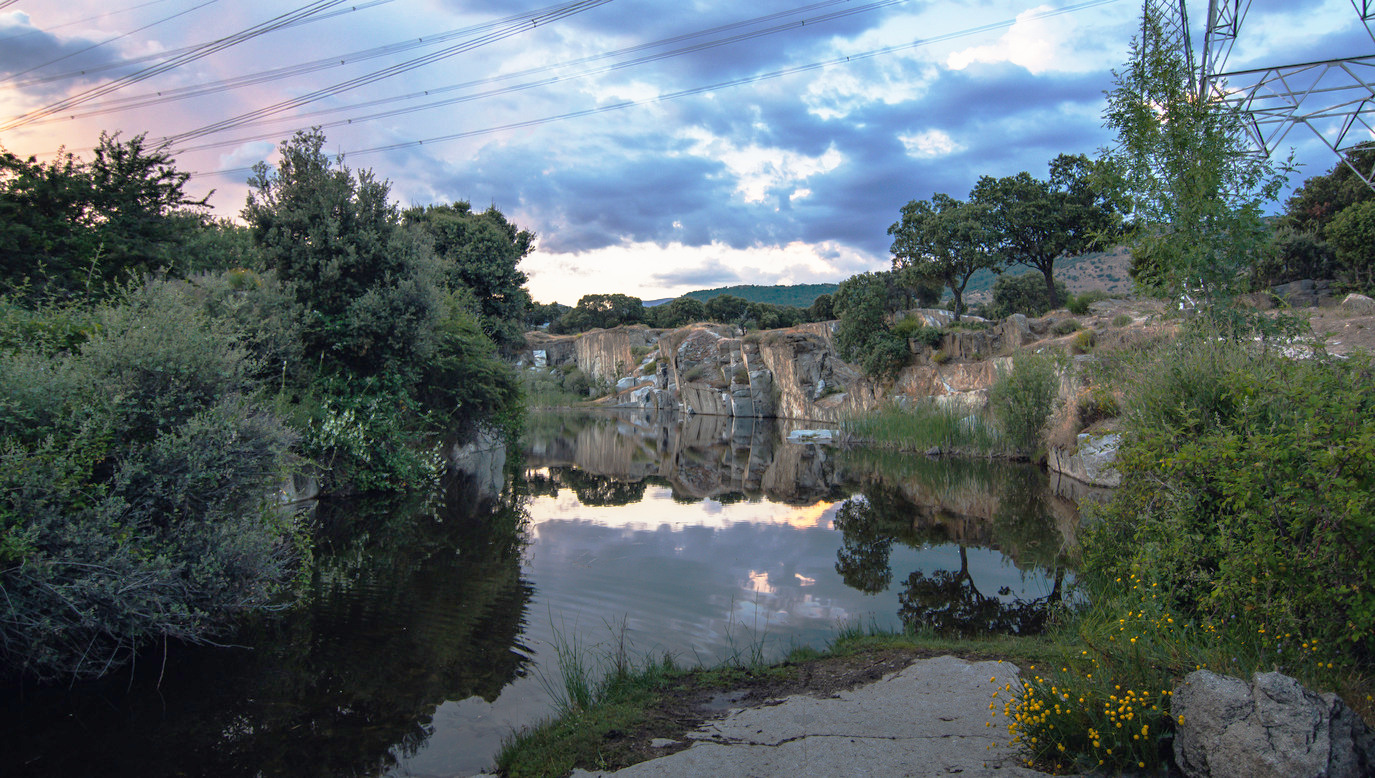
842, 401, 1007, 454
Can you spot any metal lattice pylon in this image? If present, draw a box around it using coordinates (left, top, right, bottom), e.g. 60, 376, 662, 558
1194, 0, 1375, 189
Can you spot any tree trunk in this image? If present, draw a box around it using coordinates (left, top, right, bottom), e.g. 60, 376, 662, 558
1042, 264, 1059, 309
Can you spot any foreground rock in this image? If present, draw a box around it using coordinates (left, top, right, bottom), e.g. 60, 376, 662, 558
572, 655, 1070, 777
1173, 669, 1375, 778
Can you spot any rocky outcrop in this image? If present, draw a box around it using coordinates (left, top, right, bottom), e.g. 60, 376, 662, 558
1047, 432, 1122, 487
1173, 669, 1375, 778
1272, 278, 1334, 308
1341, 293, 1375, 315
448, 425, 508, 501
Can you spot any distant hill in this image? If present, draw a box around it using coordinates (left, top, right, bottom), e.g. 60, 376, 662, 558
679, 283, 838, 308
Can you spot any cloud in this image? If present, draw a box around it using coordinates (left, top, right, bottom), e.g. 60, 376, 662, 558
945, 4, 1110, 75
899, 129, 963, 158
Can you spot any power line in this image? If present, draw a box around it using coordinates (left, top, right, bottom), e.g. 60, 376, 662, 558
2, 0, 217, 83
9, 0, 395, 88
193, 0, 1123, 175
174, 0, 915, 151
0, 0, 354, 131
162, 0, 616, 145
0, 0, 196, 44
19, 0, 603, 109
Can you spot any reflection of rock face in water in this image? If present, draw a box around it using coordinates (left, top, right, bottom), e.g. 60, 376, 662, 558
526, 411, 844, 505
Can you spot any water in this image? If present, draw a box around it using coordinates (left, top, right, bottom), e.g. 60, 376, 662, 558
1, 411, 1099, 777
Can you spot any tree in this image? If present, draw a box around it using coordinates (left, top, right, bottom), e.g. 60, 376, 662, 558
807, 293, 834, 321
833, 271, 911, 379
404, 201, 534, 353
1325, 200, 1375, 291
1103, 4, 1289, 301
985, 272, 1069, 319
704, 293, 749, 325
888, 194, 1001, 321
972, 154, 1118, 309
243, 129, 437, 379
653, 296, 707, 328
553, 293, 645, 333
0, 132, 206, 298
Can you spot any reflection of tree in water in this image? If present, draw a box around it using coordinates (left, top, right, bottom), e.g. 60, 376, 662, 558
1, 473, 534, 778
898, 547, 1065, 637
548, 466, 647, 506
831, 461, 1072, 637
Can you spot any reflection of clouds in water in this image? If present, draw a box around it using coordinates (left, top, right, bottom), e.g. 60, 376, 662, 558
528, 489, 841, 532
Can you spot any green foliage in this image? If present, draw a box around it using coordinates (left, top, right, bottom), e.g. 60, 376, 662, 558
1072, 329, 1096, 353
891, 316, 942, 348
841, 402, 1004, 454
0, 280, 301, 682
973, 154, 1120, 309
987, 351, 1059, 455
681, 282, 837, 308
888, 193, 1002, 320
986, 272, 1069, 319
1084, 337, 1375, 666
1051, 319, 1082, 336
1324, 199, 1375, 291
552, 293, 645, 333
404, 201, 533, 352
1112, 314, 1133, 327
244, 128, 439, 380
1104, 5, 1289, 301
808, 292, 835, 321
0, 132, 207, 299
651, 295, 707, 328
834, 272, 911, 379
417, 291, 522, 434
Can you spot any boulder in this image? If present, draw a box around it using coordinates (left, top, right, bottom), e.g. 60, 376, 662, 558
1173, 669, 1375, 778
1341, 293, 1375, 316
1047, 432, 1121, 487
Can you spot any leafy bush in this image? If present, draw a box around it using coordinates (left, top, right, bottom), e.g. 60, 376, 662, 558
1067, 290, 1112, 315
987, 351, 1060, 454
891, 316, 942, 348
1112, 314, 1133, 327
986, 272, 1068, 319
1083, 336, 1375, 666
1052, 319, 1082, 336
0, 281, 302, 682
1072, 329, 1096, 353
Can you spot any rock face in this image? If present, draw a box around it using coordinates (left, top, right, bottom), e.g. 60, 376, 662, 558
1173, 669, 1375, 778
1047, 432, 1122, 487
1272, 278, 1334, 308
519, 311, 1091, 429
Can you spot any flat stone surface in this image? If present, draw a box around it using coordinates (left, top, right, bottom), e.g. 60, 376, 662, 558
573, 655, 1069, 777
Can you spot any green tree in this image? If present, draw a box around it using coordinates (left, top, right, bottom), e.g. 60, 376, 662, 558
807, 292, 834, 321
1103, 4, 1289, 301
553, 293, 645, 333
985, 271, 1069, 319
972, 154, 1118, 308
0, 132, 206, 298
1324, 199, 1375, 291
404, 201, 534, 353
654, 296, 707, 328
834, 271, 910, 379
243, 129, 437, 379
704, 293, 749, 325
888, 194, 1001, 321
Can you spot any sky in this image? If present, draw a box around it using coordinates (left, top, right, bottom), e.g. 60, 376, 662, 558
1, 0, 1370, 304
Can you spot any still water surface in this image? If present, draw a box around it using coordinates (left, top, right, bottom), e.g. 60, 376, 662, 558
2, 411, 1096, 777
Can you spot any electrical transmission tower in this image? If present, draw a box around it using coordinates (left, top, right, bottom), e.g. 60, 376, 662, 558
1149, 0, 1375, 189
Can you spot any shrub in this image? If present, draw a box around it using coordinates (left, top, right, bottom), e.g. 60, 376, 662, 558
891, 316, 942, 348
1112, 314, 1133, 327
1072, 329, 1096, 353
0, 280, 302, 682
931, 348, 952, 365
1076, 385, 1119, 426
1083, 336, 1375, 666
987, 351, 1059, 454
1052, 319, 1082, 336
986, 273, 1068, 319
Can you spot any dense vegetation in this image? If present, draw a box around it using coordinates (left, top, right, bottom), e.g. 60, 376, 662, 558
679, 282, 837, 308
0, 129, 528, 682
